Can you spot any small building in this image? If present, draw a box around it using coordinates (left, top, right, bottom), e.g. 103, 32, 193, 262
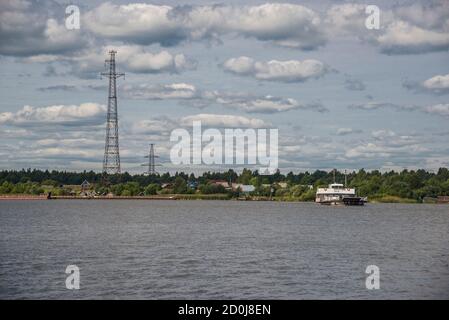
277, 182, 288, 189
437, 196, 449, 204
232, 183, 255, 193
209, 180, 231, 189
188, 181, 198, 189
161, 183, 173, 189
81, 180, 90, 192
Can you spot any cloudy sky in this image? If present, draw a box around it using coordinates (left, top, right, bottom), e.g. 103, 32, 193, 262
0, 0, 448, 173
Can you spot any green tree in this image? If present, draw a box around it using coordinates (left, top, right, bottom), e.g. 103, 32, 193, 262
173, 177, 187, 194
0, 181, 13, 194
249, 177, 261, 187
144, 183, 160, 195
198, 183, 226, 194
42, 179, 58, 187
238, 169, 252, 184
299, 188, 316, 201
123, 182, 141, 196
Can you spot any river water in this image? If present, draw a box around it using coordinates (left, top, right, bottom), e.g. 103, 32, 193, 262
0, 200, 448, 299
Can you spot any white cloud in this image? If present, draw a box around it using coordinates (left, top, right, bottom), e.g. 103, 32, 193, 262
371, 129, 396, 140
394, 2, 449, 32
349, 102, 418, 112
131, 113, 271, 138
83, 3, 326, 50
378, 21, 449, 54
132, 117, 178, 135
222, 56, 255, 75
0, 103, 106, 126
3, 1, 449, 59
0, 1, 86, 56
121, 82, 327, 113
345, 143, 389, 159
25, 147, 103, 161
218, 3, 325, 49
424, 104, 449, 117
351, 102, 449, 118
324, 3, 372, 38
343, 129, 427, 161
81, 2, 449, 55
337, 128, 361, 136
422, 74, 449, 94
179, 114, 270, 128
215, 95, 306, 113
122, 83, 199, 100
83, 3, 183, 46
205, 92, 327, 113
223, 56, 329, 82
28, 45, 196, 78
76, 45, 196, 77
36, 138, 102, 149
124, 49, 195, 73
325, 2, 449, 55
403, 73, 449, 95
345, 141, 426, 159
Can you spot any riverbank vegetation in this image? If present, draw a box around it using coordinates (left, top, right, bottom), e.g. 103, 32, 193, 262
1, 168, 449, 203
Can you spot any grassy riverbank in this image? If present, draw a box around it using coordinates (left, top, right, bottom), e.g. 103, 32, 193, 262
0, 193, 439, 204
368, 195, 418, 204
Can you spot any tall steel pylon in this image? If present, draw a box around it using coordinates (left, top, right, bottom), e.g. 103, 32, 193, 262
101, 50, 124, 174
142, 143, 160, 175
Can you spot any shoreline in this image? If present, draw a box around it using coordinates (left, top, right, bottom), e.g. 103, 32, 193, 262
0, 194, 447, 204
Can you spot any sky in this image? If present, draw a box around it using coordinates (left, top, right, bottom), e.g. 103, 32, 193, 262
0, 0, 448, 174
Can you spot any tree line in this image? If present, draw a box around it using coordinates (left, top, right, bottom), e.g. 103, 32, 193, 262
0, 168, 449, 202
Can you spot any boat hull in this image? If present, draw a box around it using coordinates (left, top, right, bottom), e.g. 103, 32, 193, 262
342, 196, 367, 206
317, 197, 367, 206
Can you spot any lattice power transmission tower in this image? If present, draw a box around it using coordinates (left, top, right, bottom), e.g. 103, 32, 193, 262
101, 50, 124, 174
142, 143, 160, 175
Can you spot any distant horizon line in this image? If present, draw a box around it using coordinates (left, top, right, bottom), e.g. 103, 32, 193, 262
1, 167, 447, 176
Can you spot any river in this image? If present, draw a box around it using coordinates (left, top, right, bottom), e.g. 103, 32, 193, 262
0, 200, 448, 299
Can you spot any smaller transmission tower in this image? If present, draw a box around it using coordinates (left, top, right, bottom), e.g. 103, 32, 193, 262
142, 143, 160, 175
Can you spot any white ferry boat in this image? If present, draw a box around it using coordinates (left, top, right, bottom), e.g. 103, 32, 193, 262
315, 183, 367, 205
